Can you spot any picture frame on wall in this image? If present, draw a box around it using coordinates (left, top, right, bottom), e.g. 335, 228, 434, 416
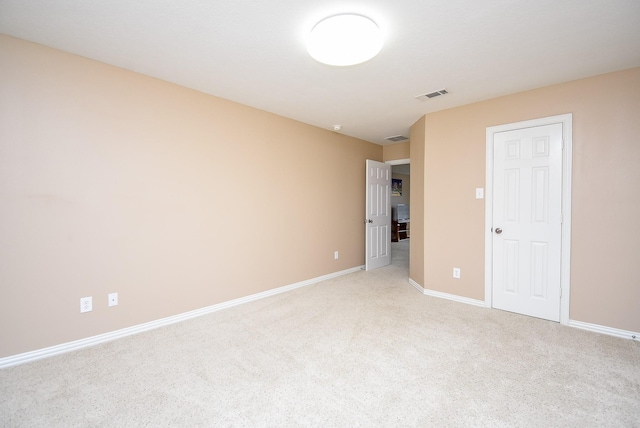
392, 178, 402, 196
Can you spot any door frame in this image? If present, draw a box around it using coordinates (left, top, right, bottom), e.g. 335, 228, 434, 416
484, 114, 572, 325
386, 159, 411, 273
385, 158, 410, 166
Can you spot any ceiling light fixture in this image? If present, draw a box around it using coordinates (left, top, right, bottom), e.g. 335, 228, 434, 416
307, 14, 383, 66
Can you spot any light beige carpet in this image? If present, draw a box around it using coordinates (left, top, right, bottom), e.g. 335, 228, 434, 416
1, 241, 639, 427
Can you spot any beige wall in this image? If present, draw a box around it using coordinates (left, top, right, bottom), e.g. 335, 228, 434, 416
383, 141, 410, 161
411, 67, 640, 332
409, 118, 425, 286
0, 35, 382, 357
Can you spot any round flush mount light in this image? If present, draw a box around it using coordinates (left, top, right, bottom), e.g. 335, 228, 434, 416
307, 14, 384, 66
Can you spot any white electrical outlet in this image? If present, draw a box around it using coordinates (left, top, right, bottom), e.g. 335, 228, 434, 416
453, 268, 461, 279
334, 251, 339, 260
108, 292, 118, 307
80, 296, 92, 313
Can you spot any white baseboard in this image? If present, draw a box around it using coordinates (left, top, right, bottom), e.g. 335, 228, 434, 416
408, 279, 485, 307
409, 279, 638, 340
568, 319, 639, 341
408, 278, 424, 294
0, 266, 364, 369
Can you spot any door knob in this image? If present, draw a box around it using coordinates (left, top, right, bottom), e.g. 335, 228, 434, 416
495, 227, 502, 234
368, 219, 373, 223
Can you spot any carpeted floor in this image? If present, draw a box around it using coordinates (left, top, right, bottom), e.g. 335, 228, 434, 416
1, 240, 639, 427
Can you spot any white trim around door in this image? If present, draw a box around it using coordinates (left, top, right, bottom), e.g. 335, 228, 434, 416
385, 158, 410, 166
484, 114, 573, 325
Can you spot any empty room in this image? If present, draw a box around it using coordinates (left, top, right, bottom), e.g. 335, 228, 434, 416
1, 1, 639, 426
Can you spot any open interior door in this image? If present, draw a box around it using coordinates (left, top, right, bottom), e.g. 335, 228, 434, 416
365, 160, 391, 270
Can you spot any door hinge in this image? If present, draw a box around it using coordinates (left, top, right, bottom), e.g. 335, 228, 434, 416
561, 139, 565, 150
560, 287, 562, 298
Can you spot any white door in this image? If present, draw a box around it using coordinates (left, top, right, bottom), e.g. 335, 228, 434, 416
492, 123, 563, 321
365, 160, 391, 270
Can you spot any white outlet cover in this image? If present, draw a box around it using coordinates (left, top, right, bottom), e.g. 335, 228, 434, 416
80, 296, 92, 313
475, 188, 484, 199
108, 292, 118, 307
453, 268, 461, 279
334, 251, 339, 260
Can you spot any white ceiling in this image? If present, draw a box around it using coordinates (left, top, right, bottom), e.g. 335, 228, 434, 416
1, 0, 639, 145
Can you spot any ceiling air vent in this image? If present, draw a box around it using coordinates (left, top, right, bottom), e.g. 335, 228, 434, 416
385, 135, 409, 142
415, 88, 449, 101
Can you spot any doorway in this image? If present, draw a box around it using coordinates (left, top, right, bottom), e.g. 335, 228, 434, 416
388, 159, 410, 272
484, 114, 572, 324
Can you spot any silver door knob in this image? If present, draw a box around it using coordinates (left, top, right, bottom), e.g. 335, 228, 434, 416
495, 227, 502, 234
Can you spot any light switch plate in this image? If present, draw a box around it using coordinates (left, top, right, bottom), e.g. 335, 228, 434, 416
475, 188, 484, 199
